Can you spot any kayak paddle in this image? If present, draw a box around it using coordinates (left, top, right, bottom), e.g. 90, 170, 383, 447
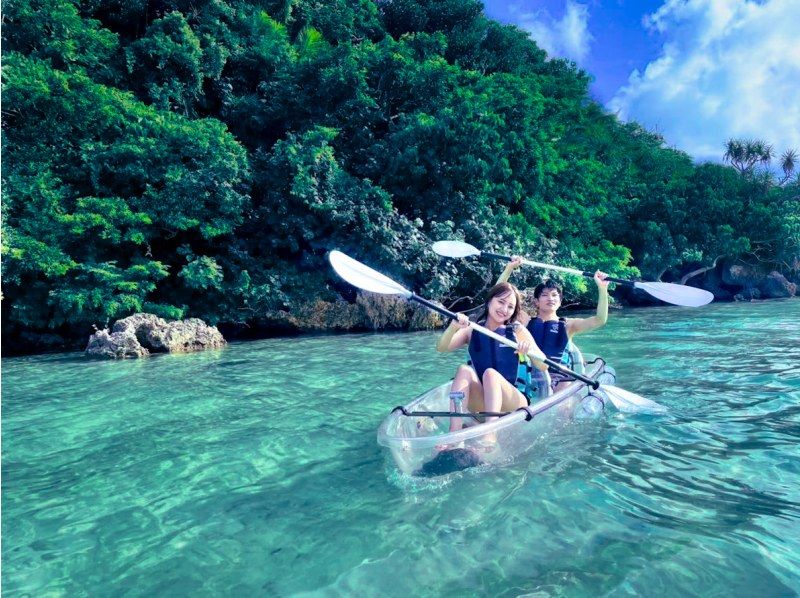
329, 250, 666, 414
431, 240, 714, 307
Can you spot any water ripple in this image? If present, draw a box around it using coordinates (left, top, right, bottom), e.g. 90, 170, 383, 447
3, 302, 800, 596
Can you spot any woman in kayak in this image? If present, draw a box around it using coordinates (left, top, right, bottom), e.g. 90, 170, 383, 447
498, 258, 609, 390
436, 282, 547, 433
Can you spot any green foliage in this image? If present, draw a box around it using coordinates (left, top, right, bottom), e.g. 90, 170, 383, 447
606, 162, 762, 280
180, 256, 224, 290
142, 302, 187, 320
252, 125, 439, 292
2, 0, 119, 80
48, 259, 171, 326
286, 0, 383, 43
125, 12, 204, 113
2, 52, 249, 337
1, 0, 795, 351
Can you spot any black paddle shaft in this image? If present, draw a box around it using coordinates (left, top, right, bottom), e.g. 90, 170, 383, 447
410, 294, 599, 390
481, 251, 512, 262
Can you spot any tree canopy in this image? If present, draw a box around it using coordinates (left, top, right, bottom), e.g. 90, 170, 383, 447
2, 0, 798, 351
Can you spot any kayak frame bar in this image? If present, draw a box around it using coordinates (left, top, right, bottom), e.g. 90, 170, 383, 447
391, 406, 510, 420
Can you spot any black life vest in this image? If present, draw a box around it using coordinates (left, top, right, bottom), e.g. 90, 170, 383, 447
468, 324, 532, 397
527, 317, 570, 368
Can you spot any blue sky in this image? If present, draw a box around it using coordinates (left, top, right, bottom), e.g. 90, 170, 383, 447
482, 0, 800, 164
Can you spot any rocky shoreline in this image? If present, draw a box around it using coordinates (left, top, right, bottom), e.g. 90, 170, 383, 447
695, 262, 796, 302
616, 259, 797, 305
2, 259, 797, 357
81, 293, 446, 359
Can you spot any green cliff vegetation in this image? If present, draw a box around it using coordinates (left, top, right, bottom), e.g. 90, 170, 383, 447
2, 0, 799, 351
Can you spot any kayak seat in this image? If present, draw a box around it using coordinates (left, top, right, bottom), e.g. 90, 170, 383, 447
529, 368, 552, 400
567, 342, 585, 376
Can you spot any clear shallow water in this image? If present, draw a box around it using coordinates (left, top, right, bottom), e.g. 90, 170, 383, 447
3, 300, 800, 596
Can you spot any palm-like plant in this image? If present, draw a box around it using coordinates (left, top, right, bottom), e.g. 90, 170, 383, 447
779, 149, 797, 185
723, 138, 774, 174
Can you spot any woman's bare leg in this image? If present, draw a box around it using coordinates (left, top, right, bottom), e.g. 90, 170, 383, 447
480, 368, 527, 443
482, 368, 528, 412
449, 365, 480, 432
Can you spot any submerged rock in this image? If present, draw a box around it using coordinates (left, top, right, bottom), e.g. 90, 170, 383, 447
414, 448, 484, 477
86, 313, 226, 358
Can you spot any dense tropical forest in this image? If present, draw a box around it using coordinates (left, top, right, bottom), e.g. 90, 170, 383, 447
2, 0, 799, 352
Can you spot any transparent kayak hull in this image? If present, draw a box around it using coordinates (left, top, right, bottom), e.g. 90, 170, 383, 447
377, 356, 616, 476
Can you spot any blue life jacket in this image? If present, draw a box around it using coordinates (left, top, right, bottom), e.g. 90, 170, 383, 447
468, 324, 533, 398
527, 317, 570, 370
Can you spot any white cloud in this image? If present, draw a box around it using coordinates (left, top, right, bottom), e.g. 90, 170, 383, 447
609, 0, 800, 163
512, 1, 593, 65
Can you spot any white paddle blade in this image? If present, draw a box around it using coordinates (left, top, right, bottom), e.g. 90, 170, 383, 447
601, 385, 668, 414
329, 251, 412, 297
431, 240, 481, 258
635, 281, 714, 307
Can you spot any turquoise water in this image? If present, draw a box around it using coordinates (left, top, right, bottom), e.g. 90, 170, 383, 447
3, 300, 800, 596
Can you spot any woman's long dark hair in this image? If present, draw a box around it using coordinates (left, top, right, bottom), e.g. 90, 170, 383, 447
474, 282, 522, 325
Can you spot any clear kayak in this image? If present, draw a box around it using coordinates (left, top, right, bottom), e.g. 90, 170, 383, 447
377, 355, 616, 477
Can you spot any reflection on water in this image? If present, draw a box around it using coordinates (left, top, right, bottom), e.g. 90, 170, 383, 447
3, 300, 800, 596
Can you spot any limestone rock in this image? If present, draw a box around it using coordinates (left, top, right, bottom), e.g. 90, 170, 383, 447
282, 299, 362, 331
86, 313, 226, 358
696, 267, 735, 301
112, 313, 168, 347
721, 261, 766, 300
357, 292, 410, 329
153, 318, 227, 353
408, 302, 443, 330
722, 263, 763, 287
85, 328, 149, 359
760, 271, 796, 298
721, 261, 796, 299
733, 288, 761, 301
518, 289, 537, 313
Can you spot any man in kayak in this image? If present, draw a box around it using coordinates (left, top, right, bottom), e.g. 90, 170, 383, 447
498, 258, 610, 391
436, 282, 547, 434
